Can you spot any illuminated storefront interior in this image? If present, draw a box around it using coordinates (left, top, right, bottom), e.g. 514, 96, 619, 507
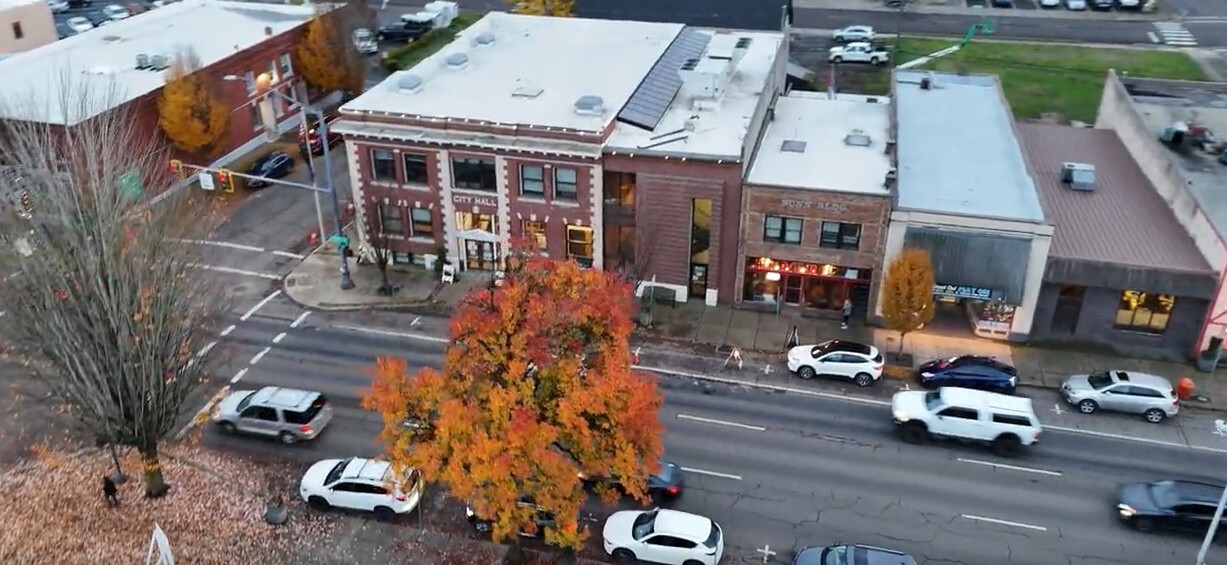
742, 257, 872, 311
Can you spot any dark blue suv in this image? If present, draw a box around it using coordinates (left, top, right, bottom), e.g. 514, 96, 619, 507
916, 355, 1018, 394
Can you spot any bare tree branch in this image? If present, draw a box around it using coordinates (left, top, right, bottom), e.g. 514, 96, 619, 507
0, 74, 232, 498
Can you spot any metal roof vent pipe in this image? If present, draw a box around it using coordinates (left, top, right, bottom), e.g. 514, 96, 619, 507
473, 32, 495, 47
444, 52, 469, 71
398, 73, 425, 94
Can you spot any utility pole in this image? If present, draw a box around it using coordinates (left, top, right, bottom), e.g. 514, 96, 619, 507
1195, 482, 1227, 565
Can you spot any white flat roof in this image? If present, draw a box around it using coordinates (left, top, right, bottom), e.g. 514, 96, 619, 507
894, 71, 1046, 223
604, 29, 783, 161
746, 92, 892, 195
342, 12, 683, 132
0, 0, 316, 126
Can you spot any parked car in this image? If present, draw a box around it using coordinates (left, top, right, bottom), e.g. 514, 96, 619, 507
465, 495, 586, 538
353, 28, 378, 55
1117, 480, 1227, 534
300, 457, 423, 521
1088, 0, 1113, 9
603, 508, 724, 565
46, 0, 69, 13
55, 22, 74, 39
102, 3, 130, 20
787, 339, 884, 387
212, 386, 333, 444
1060, 370, 1178, 423
891, 387, 1042, 457
1116, 0, 1140, 9
828, 42, 890, 65
300, 115, 343, 156
832, 25, 875, 43
990, 0, 1014, 6
1039, 0, 1060, 7
376, 20, 432, 43
1064, 0, 1087, 9
916, 355, 1017, 394
245, 151, 294, 188
580, 459, 686, 501
65, 16, 94, 33
794, 544, 917, 565
67, 0, 91, 7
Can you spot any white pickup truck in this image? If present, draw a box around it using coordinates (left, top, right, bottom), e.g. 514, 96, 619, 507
828, 42, 890, 66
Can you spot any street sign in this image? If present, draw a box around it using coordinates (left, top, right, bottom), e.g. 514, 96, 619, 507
119, 169, 143, 199
328, 235, 349, 247
198, 173, 215, 191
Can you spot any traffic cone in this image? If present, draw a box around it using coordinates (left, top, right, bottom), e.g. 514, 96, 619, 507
308, 231, 319, 247
631, 348, 639, 365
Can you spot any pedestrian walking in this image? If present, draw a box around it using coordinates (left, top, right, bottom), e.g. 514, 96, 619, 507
841, 298, 853, 330
103, 475, 119, 507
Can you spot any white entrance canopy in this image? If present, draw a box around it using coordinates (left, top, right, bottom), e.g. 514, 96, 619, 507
456, 229, 503, 243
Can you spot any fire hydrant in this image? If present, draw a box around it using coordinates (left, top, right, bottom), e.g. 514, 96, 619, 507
1176, 377, 1195, 401
308, 231, 319, 247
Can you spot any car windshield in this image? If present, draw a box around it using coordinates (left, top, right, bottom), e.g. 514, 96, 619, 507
923, 391, 941, 410
354, 29, 371, 40
703, 522, 721, 549
324, 459, 349, 485
1148, 481, 1178, 508
631, 509, 657, 541
821, 545, 849, 565
235, 391, 257, 411
654, 461, 679, 481
1087, 371, 1114, 389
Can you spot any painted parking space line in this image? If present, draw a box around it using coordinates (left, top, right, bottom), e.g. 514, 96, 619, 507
679, 467, 742, 481
192, 263, 283, 280
240, 290, 282, 321
956, 458, 1062, 477
960, 514, 1047, 532
676, 413, 767, 432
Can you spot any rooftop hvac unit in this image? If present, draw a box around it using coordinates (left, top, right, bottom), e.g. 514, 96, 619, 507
1061, 162, 1095, 191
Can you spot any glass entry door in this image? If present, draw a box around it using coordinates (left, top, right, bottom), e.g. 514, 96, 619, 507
689, 263, 708, 298
783, 275, 803, 305
465, 240, 497, 270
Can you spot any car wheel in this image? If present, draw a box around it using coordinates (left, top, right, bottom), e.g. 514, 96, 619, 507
611, 549, 636, 563
1077, 399, 1098, 414
832, 55, 843, 63
992, 434, 1022, 457
308, 496, 330, 511
684, 561, 705, 565
834, 35, 844, 42
1133, 517, 1153, 532
854, 372, 873, 387
870, 57, 880, 65
798, 366, 817, 380
278, 432, 298, 445
899, 422, 928, 444
373, 506, 397, 522
1144, 409, 1166, 424
217, 421, 237, 434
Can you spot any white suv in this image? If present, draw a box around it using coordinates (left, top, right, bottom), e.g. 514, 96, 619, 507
300, 457, 423, 521
787, 340, 884, 387
891, 387, 1041, 457
603, 508, 723, 565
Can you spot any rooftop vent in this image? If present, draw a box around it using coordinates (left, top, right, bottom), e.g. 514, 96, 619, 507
1061, 162, 1095, 191
844, 129, 872, 147
398, 73, 424, 93
780, 139, 807, 153
512, 83, 543, 99
444, 52, 469, 70
573, 95, 605, 116
735, 37, 753, 49
473, 32, 495, 46
135, 53, 150, 70
101, 35, 121, 43
148, 54, 170, 71
681, 57, 701, 71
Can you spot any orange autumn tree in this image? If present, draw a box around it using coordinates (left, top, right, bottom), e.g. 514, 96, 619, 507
364, 245, 664, 552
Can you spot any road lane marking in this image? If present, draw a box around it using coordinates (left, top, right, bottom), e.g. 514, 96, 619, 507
272, 332, 286, 344
679, 467, 742, 481
271, 250, 305, 259
220, 324, 236, 337
1147, 31, 1159, 43
178, 239, 267, 253
291, 311, 312, 328
333, 323, 450, 343
956, 458, 1062, 477
230, 368, 248, 383
676, 413, 766, 431
193, 264, 283, 280
195, 341, 217, 359
960, 514, 1047, 532
250, 346, 271, 365
1045, 425, 1227, 455
241, 290, 283, 321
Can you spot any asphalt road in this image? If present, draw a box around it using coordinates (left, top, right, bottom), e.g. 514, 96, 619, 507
189, 309, 1227, 565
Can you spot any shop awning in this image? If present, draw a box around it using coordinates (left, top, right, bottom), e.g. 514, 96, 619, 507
904, 227, 1031, 305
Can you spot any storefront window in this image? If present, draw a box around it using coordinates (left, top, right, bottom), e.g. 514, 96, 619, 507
1115, 290, 1174, 334
566, 225, 593, 267
743, 257, 870, 310
971, 301, 1016, 332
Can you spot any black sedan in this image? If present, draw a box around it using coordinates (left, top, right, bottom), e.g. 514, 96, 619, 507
580, 459, 685, 501
1117, 480, 1227, 534
794, 544, 916, 565
245, 151, 294, 189
916, 355, 1017, 395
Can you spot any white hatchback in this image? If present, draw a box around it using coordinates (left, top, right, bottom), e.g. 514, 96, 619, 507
787, 340, 884, 387
603, 508, 723, 565
832, 25, 875, 43
300, 457, 423, 521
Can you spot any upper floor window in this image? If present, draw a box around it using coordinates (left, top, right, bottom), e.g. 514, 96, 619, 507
370, 148, 396, 182
377, 204, 404, 236
820, 222, 861, 250
267, 60, 279, 84
566, 225, 593, 267
279, 53, 293, 77
403, 153, 429, 185
554, 168, 578, 200
520, 164, 544, 197
409, 206, 434, 238
452, 157, 496, 191
522, 220, 547, 250
764, 215, 802, 245
12, 22, 23, 40
243, 71, 256, 96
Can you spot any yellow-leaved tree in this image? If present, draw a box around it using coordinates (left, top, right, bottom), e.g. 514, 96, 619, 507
509, 0, 575, 16
157, 50, 230, 158
881, 248, 936, 355
293, 6, 365, 95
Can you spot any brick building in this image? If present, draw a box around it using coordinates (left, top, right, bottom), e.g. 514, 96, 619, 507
737, 93, 894, 319
335, 12, 787, 305
0, 0, 323, 195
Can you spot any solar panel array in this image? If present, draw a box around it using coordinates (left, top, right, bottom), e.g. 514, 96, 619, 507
616, 29, 712, 131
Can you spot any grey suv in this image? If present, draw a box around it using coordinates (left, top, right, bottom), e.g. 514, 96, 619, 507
1061, 371, 1178, 424
213, 386, 333, 444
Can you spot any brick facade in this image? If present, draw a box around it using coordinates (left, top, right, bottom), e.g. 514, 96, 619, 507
737, 184, 892, 318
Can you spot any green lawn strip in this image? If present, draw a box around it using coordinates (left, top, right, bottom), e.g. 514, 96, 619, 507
387, 13, 483, 71
894, 38, 1207, 122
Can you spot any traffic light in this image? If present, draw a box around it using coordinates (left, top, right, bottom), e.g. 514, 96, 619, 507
169, 159, 184, 179
217, 168, 234, 193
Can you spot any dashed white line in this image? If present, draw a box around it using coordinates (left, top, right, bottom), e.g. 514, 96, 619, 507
1147, 31, 1160, 43
332, 323, 450, 343
291, 311, 312, 328
956, 458, 1062, 477
193, 264, 283, 280
960, 514, 1047, 532
219, 324, 236, 337
241, 290, 283, 321
272, 332, 287, 344
679, 467, 742, 481
676, 413, 766, 432
271, 250, 305, 259
179, 239, 266, 253
230, 368, 248, 384
1045, 425, 1227, 455
250, 346, 271, 365
195, 341, 218, 359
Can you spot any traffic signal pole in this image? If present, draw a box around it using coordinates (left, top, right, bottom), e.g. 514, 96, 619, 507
176, 162, 326, 193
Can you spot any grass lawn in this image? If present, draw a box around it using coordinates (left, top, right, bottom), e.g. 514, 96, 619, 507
894, 38, 1208, 123
390, 13, 483, 70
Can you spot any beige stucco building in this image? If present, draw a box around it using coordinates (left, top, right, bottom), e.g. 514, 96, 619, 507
0, 0, 55, 55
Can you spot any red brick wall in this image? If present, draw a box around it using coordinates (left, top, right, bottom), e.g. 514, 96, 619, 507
504, 155, 596, 259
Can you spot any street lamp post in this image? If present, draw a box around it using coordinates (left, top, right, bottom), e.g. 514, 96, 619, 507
224, 74, 354, 290
1195, 482, 1227, 565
